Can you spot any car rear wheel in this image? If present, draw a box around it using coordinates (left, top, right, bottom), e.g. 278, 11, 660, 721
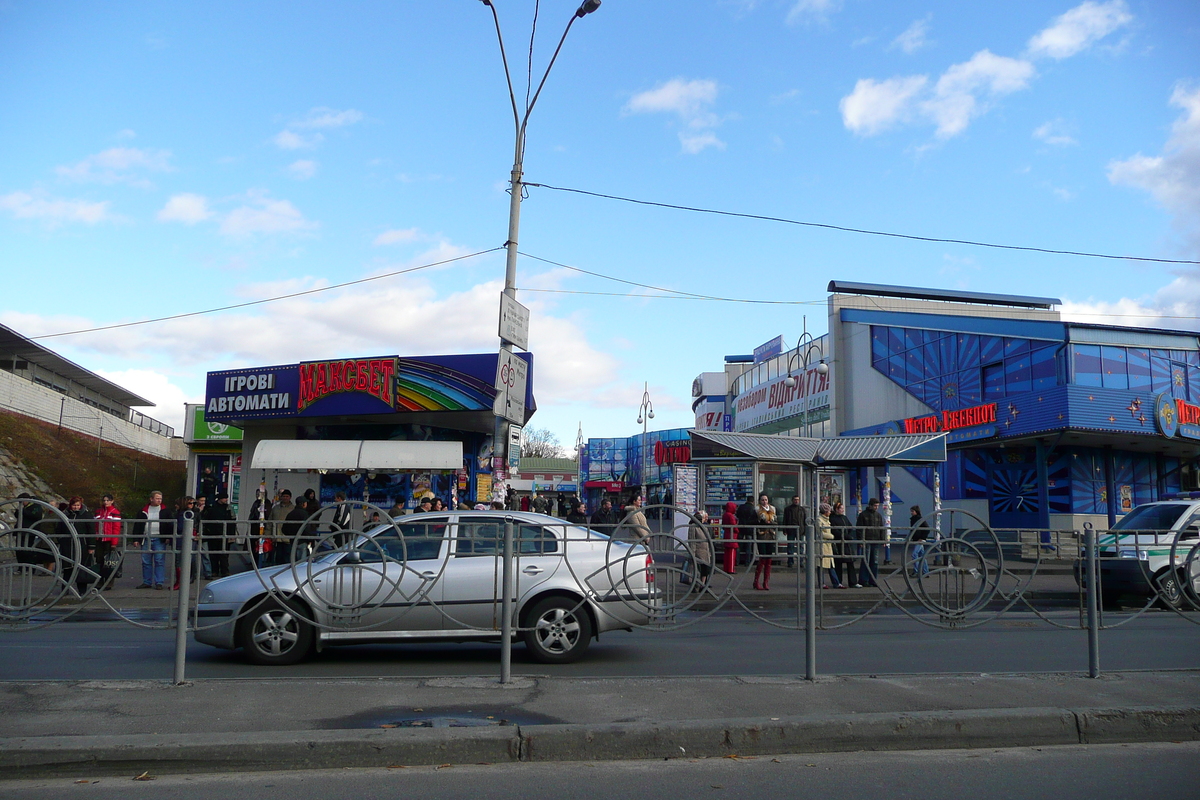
523, 597, 592, 664
1154, 568, 1184, 610
237, 596, 314, 665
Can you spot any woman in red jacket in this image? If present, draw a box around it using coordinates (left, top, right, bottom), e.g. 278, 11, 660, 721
721, 501, 739, 574
93, 494, 122, 588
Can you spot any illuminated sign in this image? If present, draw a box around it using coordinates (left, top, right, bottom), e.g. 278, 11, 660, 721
654, 440, 691, 466
903, 403, 997, 434
298, 357, 396, 412
733, 365, 831, 432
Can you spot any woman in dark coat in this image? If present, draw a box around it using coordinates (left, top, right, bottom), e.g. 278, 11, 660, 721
829, 501, 859, 588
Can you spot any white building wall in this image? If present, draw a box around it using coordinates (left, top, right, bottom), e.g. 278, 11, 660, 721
0, 368, 183, 460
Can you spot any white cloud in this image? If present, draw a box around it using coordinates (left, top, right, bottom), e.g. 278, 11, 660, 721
891, 16, 932, 54
679, 131, 726, 154
785, 0, 841, 25
0, 190, 113, 225
97, 368, 197, 431
55, 147, 173, 186
842, 2, 1129, 141
1033, 119, 1077, 146
287, 159, 317, 180
292, 107, 363, 129
839, 75, 928, 136
273, 107, 363, 151
626, 78, 718, 123
157, 193, 212, 224
625, 78, 725, 154
219, 190, 318, 237
1026, 0, 1133, 60
374, 228, 421, 246
1108, 84, 1200, 255
921, 50, 1035, 139
272, 130, 322, 150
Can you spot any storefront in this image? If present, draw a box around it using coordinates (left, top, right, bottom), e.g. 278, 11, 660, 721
689, 430, 946, 524
579, 427, 692, 513
183, 404, 244, 512
707, 282, 1200, 531
204, 352, 535, 516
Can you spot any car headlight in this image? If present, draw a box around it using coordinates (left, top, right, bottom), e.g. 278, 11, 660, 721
198, 587, 215, 604
1117, 549, 1148, 561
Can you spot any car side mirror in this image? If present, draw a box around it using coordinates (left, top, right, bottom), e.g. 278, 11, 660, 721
341, 550, 362, 564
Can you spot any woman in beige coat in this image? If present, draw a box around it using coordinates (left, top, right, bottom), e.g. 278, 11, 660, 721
686, 510, 713, 588
818, 503, 842, 589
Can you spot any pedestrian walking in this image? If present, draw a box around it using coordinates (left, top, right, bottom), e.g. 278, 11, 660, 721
721, 501, 739, 574
856, 498, 885, 588
782, 494, 807, 569
909, 505, 931, 577
132, 491, 172, 590
93, 494, 123, 588
829, 501, 859, 588
818, 503, 841, 588
753, 493, 777, 590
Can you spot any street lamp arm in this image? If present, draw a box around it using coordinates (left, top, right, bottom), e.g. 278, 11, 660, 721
482, 1, 522, 134
520, 14, 579, 148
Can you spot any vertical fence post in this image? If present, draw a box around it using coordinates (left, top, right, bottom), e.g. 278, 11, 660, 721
173, 511, 194, 685
500, 518, 514, 684
1085, 526, 1100, 678
805, 516, 816, 681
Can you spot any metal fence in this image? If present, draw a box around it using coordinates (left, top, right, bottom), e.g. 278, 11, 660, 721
1, 499, 1196, 683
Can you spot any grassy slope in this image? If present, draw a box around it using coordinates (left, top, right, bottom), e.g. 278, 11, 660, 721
0, 409, 185, 510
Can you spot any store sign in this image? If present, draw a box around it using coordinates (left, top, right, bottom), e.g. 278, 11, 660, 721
753, 335, 784, 363
733, 365, 830, 432
189, 406, 243, 442
206, 365, 298, 419
1155, 392, 1200, 440
298, 357, 396, 412
654, 440, 691, 466
903, 402, 997, 434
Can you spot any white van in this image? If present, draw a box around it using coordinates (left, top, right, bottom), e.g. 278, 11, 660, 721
1093, 499, 1200, 608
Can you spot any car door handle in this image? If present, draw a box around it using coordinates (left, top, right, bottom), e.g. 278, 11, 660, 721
522, 566, 544, 575
420, 571, 437, 580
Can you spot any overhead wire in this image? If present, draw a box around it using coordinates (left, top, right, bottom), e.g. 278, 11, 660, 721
29, 247, 504, 341
524, 182, 1200, 266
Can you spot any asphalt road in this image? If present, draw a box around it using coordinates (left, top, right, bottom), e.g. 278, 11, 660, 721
2, 610, 1197, 681
2, 743, 1198, 798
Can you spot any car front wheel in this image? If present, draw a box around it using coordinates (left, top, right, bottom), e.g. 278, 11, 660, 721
237, 596, 314, 665
1154, 568, 1184, 610
523, 597, 592, 664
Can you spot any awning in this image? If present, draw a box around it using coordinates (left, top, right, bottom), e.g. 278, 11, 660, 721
250, 439, 463, 471
689, 430, 946, 467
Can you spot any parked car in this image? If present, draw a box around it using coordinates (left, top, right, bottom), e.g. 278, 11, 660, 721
1085, 500, 1200, 608
194, 511, 656, 665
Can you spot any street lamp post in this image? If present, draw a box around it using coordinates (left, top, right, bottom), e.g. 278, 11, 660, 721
782, 331, 828, 438
481, 0, 601, 686
636, 382, 654, 493
481, 0, 601, 472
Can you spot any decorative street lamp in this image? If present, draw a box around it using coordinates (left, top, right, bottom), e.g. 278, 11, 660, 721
782, 329, 828, 438
636, 381, 654, 489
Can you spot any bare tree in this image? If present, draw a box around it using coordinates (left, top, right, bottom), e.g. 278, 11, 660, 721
520, 427, 566, 458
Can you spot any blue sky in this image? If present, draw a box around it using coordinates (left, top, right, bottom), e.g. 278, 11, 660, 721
1, 1, 1197, 449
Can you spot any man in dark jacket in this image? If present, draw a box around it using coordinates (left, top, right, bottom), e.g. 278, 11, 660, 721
856, 498, 886, 587
204, 492, 236, 577
590, 498, 619, 535
782, 495, 807, 569
735, 496, 758, 567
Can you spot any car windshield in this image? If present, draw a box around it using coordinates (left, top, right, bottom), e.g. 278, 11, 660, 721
1109, 504, 1189, 532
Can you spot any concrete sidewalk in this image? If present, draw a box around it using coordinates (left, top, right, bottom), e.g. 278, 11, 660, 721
2, 671, 1197, 778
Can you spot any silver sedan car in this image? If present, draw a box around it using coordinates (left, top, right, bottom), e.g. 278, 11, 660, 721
194, 511, 656, 665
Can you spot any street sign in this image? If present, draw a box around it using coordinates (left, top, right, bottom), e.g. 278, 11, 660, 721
493, 349, 527, 424
508, 424, 522, 470
498, 293, 530, 351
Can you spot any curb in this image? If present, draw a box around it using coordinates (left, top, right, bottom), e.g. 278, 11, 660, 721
3, 705, 1197, 779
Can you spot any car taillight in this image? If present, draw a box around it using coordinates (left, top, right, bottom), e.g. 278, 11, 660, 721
645, 554, 654, 583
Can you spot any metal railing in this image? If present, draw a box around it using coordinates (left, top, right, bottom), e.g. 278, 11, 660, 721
1, 500, 1196, 684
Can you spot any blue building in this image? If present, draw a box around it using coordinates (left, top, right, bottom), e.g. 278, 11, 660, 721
705, 282, 1200, 532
